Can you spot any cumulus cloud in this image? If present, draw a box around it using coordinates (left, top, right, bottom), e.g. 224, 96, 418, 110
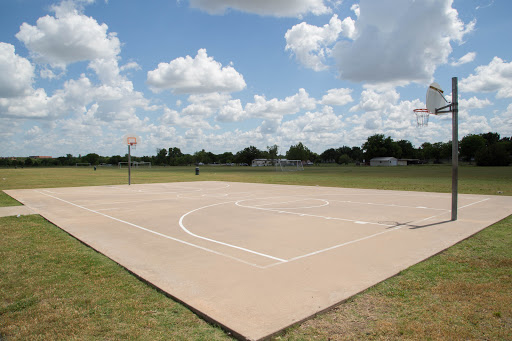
285, 14, 343, 71
349, 86, 400, 113
490, 104, 512, 135
187, 0, 330, 17
217, 99, 245, 122
321, 88, 353, 106
147, 49, 246, 94
216, 88, 317, 122
0, 88, 52, 119
281, 105, 343, 133
451, 52, 476, 66
160, 107, 215, 129
324, 0, 475, 84
0, 43, 35, 98
459, 57, 512, 98
245, 88, 316, 119
15, 1, 120, 69
459, 96, 491, 109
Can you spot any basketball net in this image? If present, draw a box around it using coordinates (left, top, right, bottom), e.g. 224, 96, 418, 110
413, 108, 430, 127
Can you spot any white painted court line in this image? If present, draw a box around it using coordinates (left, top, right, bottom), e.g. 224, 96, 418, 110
179, 202, 288, 263
247, 198, 330, 210
263, 197, 493, 268
235, 200, 395, 227
284, 225, 406, 265
34, 185, 494, 270
34, 190, 270, 269
327, 199, 448, 211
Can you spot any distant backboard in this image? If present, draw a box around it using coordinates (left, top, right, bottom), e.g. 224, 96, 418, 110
122, 134, 140, 146
426, 82, 447, 115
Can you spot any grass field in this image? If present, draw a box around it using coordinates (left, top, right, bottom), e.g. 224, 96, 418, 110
1, 165, 511, 340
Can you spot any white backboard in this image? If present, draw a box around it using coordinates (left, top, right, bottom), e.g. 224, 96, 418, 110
426, 82, 447, 114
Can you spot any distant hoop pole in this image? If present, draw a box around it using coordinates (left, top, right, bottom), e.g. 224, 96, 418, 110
451, 77, 458, 221
128, 144, 131, 185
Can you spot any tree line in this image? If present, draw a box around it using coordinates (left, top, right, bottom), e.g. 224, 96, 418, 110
2, 132, 510, 167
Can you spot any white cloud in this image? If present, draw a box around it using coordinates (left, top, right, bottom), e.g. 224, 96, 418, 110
245, 88, 316, 119
0, 88, 52, 119
187, 0, 330, 17
459, 57, 512, 98
0, 43, 34, 98
349, 86, 400, 112
321, 88, 353, 106
160, 106, 216, 129
277, 106, 345, 151
285, 14, 342, 71
459, 96, 491, 109
15, 1, 120, 69
331, 0, 475, 84
281, 105, 343, 133
217, 99, 245, 122
147, 49, 246, 94
120, 61, 141, 72
451, 52, 476, 66
490, 104, 512, 135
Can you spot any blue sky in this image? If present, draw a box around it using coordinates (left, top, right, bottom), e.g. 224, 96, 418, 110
1, 0, 511, 157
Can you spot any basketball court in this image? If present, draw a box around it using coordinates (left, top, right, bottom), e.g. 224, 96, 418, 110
5, 181, 512, 340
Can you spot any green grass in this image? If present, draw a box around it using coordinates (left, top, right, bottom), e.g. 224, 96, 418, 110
0, 215, 230, 340
278, 216, 512, 340
0, 165, 511, 340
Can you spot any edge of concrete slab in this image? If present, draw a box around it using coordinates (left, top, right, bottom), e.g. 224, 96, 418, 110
0, 205, 35, 217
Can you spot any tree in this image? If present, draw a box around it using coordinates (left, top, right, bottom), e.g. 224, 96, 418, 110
24, 158, 33, 167
362, 134, 399, 160
320, 148, 338, 163
168, 147, 183, 166
476, 142, 511, 166
480, 132, 500, 146
286, 142, 312, 161
439, 141, 452, 160
155, 148, 168, 165
267, 145, 278, 165
109, 155, 122, 165
193, 149, 212, 164
460, 134, 486, 163
83, 153, 100, 165
396, 140, 416, 159
351, 147, 363, 162
218, 152, 234, 164
235, 146, 262, 165
338, 154, 351, 165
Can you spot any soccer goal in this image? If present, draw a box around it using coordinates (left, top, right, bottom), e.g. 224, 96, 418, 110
276, 159, 304, 171
136, 161, 151, 168
119, 161, 152, 169
118, 162, 132, 169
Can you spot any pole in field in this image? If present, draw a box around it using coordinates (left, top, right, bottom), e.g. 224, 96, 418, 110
123, 134, 140, 186
417, 77, 459, 221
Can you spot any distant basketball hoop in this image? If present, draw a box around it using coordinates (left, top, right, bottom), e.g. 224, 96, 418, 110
122, 134, 141, 185
123, 134, 139, 149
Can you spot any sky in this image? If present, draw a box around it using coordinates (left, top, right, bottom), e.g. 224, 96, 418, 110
0, 0, 511, 158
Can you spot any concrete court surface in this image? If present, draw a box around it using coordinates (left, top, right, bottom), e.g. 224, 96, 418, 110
5, 181, 512, 340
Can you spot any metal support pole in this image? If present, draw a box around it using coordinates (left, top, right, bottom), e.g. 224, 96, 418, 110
451, 77, 458, 221
128, 144, 131, 186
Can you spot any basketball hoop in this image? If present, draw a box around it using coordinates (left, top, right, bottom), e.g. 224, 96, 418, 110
413, 108, 430, 127
122, 134, 141, 186
123, 134, 139, 150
